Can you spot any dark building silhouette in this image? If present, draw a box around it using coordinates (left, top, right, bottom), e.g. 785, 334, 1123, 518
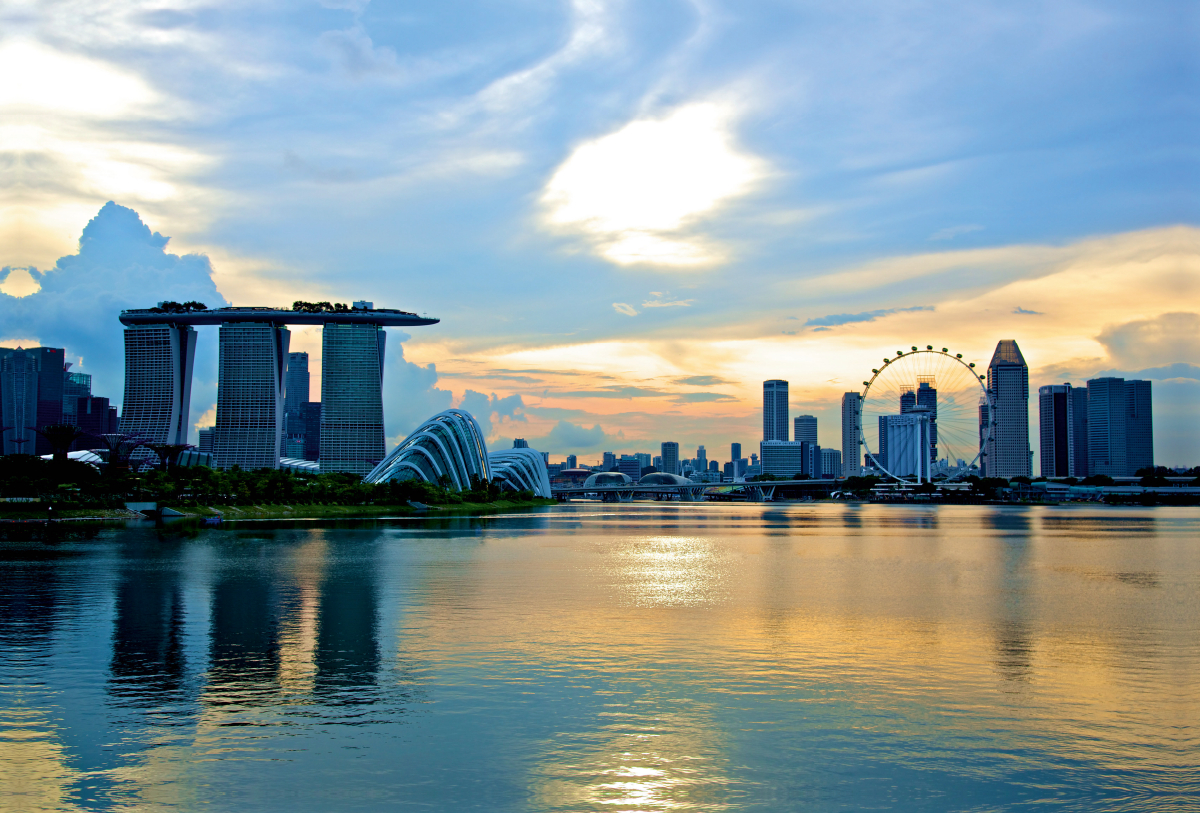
315, 560, 379, 693
207, 573, 281, 701
1071, 386, 1089, 476
0, 346, 66, 455
109, 547, 188, 704
1125, 379, 1154, 474
303, 401, 322, 462
74, 396, 119, 449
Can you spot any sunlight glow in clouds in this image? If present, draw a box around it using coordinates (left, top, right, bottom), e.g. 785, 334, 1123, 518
0, 40, 158, 116
541, 103, 765, 266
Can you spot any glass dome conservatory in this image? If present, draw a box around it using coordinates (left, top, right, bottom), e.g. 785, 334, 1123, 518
487, 448, 553, 498
364, 409, 490, 488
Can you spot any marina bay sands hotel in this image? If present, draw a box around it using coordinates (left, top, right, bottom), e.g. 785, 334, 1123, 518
118, 303, 438, 475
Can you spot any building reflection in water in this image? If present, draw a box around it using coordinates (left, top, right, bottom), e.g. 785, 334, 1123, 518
314, 541, 380, 697
206, 563, 284, 706
108, 543, 189, 705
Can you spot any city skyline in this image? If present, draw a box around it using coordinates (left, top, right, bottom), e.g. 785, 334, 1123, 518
0, 1, 1194, 466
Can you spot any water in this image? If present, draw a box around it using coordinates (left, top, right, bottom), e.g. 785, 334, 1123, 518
2, 503, 1197, 811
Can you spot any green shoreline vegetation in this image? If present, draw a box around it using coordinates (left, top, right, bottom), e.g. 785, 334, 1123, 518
0, 453, 552, 521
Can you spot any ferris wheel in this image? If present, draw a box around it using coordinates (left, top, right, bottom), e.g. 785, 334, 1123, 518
858, 346, 993, 483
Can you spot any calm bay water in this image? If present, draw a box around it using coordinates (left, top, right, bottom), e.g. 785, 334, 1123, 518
2, 503, 1198, 811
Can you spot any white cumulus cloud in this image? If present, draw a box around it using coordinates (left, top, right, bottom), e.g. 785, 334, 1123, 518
541, 103, 765, 267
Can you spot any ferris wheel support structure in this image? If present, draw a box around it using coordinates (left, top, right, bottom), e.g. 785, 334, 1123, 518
857, 346, 995, 484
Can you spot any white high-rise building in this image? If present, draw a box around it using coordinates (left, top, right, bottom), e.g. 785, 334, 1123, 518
120, 323, 197, 448
320, 323, 386, 476
661, 441, 679, 475
763, 380, 789, 441
883, 409, 933, 482
841, 392, 861, 477
984, 340, 1031, 478
214, 322, 290, 470
821, 448, 842, 479
794, 415, 817, 445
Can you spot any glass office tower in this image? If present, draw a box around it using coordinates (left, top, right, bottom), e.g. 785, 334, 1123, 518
320, 323, 386, 476
214, 322, 290, 470
121, 324, 197, 449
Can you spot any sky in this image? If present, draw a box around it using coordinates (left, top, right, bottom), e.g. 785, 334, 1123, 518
1, 0, 1196, 467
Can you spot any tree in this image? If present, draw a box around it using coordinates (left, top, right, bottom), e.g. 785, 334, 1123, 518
146, 443, 193, 472
1082, 474, 1114, 486
33, 424, 88, 464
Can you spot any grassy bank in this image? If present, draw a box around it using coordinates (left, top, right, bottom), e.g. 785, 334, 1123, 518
175, 500, 557, 520
2, 500, 557, 522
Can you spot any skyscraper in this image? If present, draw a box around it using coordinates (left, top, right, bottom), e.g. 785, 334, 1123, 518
763, 380, 789, 441
730, 442, 741, 461
303, 402, 322, 462
75, 396, 118, 449
603, 451, 616, 470
1038, 384, 1076, 478
821, 448, 842, 479
197, 427, 215, 455
1086, 377, 1126, 477
121, 324, 197, 450
30, 347, 66, 455
661, 442, 679, 475
320, 323, 386, 476
841, 392, 861, 477
916, 379, 938, 463
696, 445, 708, 472
214, 322, 290, 470
284, 352, 309, 438
984, 340, 1031, 478
1071, 387, 1089, 476
63, 371, 91, 425
513, 438, 529, 448
0, 350, 39, 455
566, 454, 577, 469
794, 415, 817, 444
1125, 380, 1153, 474
882, 410, 933, 481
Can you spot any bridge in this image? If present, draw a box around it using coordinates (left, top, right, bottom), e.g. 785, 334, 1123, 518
551, 479, 842, 502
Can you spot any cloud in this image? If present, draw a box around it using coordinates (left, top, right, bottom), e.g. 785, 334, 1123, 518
1013, 306, 1042, 315
556, 385, 668, 399
382, 335, 453, 444
674, 375, 732, 386
526, 419, 611, 452
671, 392, 734, 404
0, 40, 159, 117
804, 305, 934, 328
1089, 363, 1200, 383
318, 27, 400, 77
541, 103, 765, 266
1096, 312, 1199, 370
0, 202, 227, 440
642, 292, 694, 308
612, 302, 638, 316
930, 224, 984, 241
457, 389, 526, 440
